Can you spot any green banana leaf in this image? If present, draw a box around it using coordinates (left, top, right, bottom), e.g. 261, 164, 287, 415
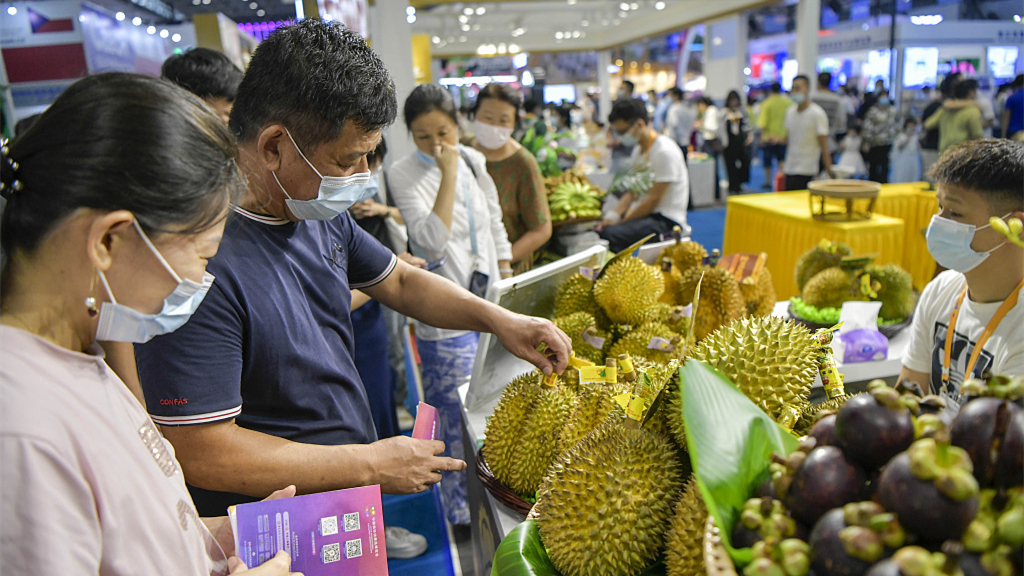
680, 360, 800, 567
490, 519, 668, 576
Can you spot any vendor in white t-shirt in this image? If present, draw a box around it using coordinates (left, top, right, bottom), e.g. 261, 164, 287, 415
598, 98, 690, 253
900, 139, 1024, 419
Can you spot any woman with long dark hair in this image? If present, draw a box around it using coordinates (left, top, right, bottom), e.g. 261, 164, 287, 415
722, 90, 752, 193
0, 73, 294, 575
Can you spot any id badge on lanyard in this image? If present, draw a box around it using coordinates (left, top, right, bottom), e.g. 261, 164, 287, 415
463, 163, 489, 299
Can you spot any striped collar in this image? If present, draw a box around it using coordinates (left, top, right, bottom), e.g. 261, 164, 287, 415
232, 206, 290, 226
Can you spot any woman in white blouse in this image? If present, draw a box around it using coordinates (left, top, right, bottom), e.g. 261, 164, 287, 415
387, 84, 512, 526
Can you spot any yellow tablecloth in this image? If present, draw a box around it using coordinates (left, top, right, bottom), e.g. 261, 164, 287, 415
871, 183, 939, 292
723, 190, 907, 299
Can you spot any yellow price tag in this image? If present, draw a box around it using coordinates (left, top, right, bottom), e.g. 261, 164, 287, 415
613, 392, 631, 411
568, 355, 595, 369
625, 395, 645, 421
580, 365, 608, 384
542, 372, 559, 387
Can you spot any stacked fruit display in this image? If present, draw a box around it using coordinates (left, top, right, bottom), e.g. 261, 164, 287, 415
724, 376, 1023, 576
548, 179, 604, 222
791, 240, 916, 326
550, 237, 776, 366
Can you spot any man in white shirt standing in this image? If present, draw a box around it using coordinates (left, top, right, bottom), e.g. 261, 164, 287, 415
599, 98, 690, 252
782, 74, 835, 191
664, 87, 696, 161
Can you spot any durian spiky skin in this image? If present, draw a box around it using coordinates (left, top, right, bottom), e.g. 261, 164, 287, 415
660, 240, 708, 276
802, 266, 861, 310
556, 380, 628, 455
554, 273, 600, 318
534, 420, 683, 576
794, 241, 853, 292
594, 256, 665, 325
794, 395, 853, 436
483, 373, 578, 496
691, 316, 818, 422
554, 312, 608, 364
608, 322, 683, 365
865, 263, 916, 320
660, 265, 685, 306
741, 267, 777, 317
677, 266, 746, 342
664, 477, 709, 576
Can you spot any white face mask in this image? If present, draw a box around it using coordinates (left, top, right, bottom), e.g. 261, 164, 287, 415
474, 120, 513, 150
95, 220, 214, 343
273, 129, 373, 221
925, 213, 1009, 273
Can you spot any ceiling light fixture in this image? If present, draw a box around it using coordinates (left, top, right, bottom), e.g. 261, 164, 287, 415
654, 1, 665, 9
132, 16, 142, 25
146, 25, 156, 33
256, 8, 264, 16
5, 6, 15, 15
172, 33, 181, 42
463, 7, 472, 15
475, 6, 485, 15
159, 28, 168, 37
115, 11, 125, 20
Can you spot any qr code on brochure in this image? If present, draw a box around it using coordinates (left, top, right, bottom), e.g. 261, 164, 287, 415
345, 539, 363, 559
319, 515, 338, 536
322, 542, 341, 564
343, 512, 360, 532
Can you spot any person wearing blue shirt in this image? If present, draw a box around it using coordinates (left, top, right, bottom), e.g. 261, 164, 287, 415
134, 20, 571, 532
1001, 75, 1024, 141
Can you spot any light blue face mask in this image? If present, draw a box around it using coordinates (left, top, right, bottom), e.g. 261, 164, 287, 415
95, 220, 214, 343
273, 129, 373, 221
416, 148, 438, 166
616, 122, 639, 147
362, 171, 381, 199
925, 213, 1009, 273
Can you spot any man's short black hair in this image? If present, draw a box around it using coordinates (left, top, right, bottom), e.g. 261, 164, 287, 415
770, 82, 782, 93
668, 87, 684, 100
524, 97, 540, 114
793, 74, 810, 88
608, 98, 648, 124
229, 20, 397, 151
818, 72, 832, 88
930, 139, 1024, 212
161, 48, 243, 101
621, 80, 635, 93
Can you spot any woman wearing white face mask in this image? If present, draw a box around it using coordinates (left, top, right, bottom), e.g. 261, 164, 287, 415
0, 73, 298, 576
900, 140, 1024, 421
471, 83, 551, 274
387, 83, 514, 527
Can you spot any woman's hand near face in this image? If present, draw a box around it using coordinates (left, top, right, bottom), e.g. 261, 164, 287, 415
435, 143, 460, 176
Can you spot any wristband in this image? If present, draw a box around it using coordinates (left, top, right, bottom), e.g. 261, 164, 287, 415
499, 268, 514, 275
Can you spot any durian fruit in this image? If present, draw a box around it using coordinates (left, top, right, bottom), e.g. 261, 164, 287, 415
690, 316, 818, 422
608, 322, 683, 366
534, 419, 683, 576
865, 263, 915, 320
664, 477, 709, 576
794, 395, 853, 436
554, 312, 608, 364
593, 256, 665, 325
556, 379, 628, 454
554, 273, 600, 318
802, 266, 860, 310
660, 237, 708, 277
659, 258, 685, 306
740, 267, 777, 317
483, 372, 578, 496
794, 240, 853, 292
677, 266, 745, 342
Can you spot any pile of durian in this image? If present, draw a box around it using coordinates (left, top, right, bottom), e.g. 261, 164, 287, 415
552, 236, 776, 367
792, 240, 916, 325
483, 313, 826, 575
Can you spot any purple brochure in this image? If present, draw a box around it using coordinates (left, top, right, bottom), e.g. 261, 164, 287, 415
230, 485, 388, 575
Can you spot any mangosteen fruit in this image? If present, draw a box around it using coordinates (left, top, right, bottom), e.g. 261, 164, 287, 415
835, 380, 916, 471
732, 497, 799, 549
951, 376, 1024, 489
876, 437, 980, 543
774, 442, 869, 527
743, 538, 812, 576
808, 413, 839, 447
809, 503, 893, 576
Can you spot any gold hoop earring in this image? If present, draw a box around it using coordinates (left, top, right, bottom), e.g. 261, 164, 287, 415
84, 273, 98, 317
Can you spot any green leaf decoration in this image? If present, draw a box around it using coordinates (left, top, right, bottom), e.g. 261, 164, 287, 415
490, 520, 558, 576
680, 360, 800, 567
490, 520, 669, 575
